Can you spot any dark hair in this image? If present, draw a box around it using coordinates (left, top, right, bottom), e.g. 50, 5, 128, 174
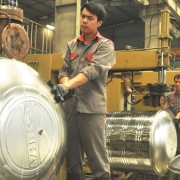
81, 2, 106, 21
174, 74, 180, 81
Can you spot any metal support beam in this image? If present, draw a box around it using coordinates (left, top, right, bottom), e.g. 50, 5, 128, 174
170, 22, 180, 38
55, 0, 80, 53
102, 1, 138, 7
161, 0, 180, 22
134, 0, 149, 5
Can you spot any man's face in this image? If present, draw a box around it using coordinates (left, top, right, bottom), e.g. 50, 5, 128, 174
174, 77, 180, 92
80, 8, 102, 34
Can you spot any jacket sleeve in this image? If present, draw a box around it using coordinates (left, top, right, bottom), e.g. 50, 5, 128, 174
81, 40, 116, 80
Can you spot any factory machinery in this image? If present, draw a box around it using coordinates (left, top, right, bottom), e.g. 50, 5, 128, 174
72, 1, 179, 179
104, 1, 180, 179
0, 0, 180, 180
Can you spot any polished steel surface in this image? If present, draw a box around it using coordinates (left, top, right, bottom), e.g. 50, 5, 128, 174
0, 58, 66, 179
106, 110, 177, 175
168, 155, 180, 174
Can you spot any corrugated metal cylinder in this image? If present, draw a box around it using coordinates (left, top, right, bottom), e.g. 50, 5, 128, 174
106, 110, 177, 175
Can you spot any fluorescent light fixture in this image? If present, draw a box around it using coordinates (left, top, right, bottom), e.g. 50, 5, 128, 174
46, 24, 55, 30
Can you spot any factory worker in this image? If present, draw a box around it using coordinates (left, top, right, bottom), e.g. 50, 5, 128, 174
53, 2, 116, 180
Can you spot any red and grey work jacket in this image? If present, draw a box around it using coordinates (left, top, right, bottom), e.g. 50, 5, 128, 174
164, 91, 180, 116
58, 32, 116, 114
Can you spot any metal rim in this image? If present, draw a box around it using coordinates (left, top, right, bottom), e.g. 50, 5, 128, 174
168, 155, 180, 174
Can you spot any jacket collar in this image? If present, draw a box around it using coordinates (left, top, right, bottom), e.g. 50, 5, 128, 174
77, 32, 103, 42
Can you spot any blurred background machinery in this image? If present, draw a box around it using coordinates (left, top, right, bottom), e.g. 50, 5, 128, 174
0, 0, 30, 59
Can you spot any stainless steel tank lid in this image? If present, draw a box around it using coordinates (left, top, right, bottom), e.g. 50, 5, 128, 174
0, 58, 66, 179
150, 110, 177, 174
0, 93, 60, 176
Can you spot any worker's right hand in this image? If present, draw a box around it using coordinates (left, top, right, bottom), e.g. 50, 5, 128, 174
175, 112, 180, 119
159, 96, 169, 109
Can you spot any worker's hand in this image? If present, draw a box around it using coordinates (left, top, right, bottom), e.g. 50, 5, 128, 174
175, 112, 180, 119
56, 85, 74, 102
47, 80, 67, 103
159, 96, 169, 109
55, 84, 69, 102
47, 80, 70, 102
173, 112, 180, 126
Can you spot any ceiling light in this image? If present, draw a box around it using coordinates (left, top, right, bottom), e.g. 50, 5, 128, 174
46, 24, 55, 30
40, 16, 48, 20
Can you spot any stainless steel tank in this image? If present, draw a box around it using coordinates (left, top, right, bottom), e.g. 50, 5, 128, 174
106, 110, 177, 175
0, 58, 66, 179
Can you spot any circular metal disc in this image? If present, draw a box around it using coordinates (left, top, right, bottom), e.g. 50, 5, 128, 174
150, 110, 177, 175
2, 23, 29, 60
0, 59, 66, 179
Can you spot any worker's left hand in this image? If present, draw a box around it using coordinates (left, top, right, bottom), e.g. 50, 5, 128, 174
159, 96, 169, 109
174, 112, 180, 129
55, 84, 69, 102
175, 112, 180, 119
47, 80, 73, 102
55, 84, 74, 102
47, 80, 66, 102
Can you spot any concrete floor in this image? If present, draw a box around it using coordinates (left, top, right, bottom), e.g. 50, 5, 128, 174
55, 160, 179, 180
